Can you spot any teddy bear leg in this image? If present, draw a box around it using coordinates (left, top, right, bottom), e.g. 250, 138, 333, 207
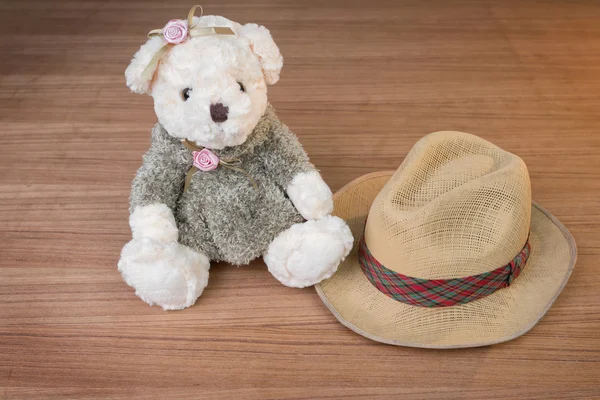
118, 237, 210, 310
263, 215, 353, 288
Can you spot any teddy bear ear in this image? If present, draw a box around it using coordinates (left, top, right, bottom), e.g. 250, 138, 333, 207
124, 36, 165, 94
239, 23, 283, 85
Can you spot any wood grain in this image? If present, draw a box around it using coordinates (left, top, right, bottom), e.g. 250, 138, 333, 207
1, 0, 599, 398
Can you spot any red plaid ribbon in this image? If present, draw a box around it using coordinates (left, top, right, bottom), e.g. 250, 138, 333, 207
359, 235, 531, 307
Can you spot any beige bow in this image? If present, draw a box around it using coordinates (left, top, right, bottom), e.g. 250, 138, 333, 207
182, 140, 258, 192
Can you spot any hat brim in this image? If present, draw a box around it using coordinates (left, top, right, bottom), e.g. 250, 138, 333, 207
315, 171, 577, 348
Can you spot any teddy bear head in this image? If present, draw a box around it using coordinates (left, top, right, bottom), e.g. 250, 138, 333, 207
125, 13, 283, 149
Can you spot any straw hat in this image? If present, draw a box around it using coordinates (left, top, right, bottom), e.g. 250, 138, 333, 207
315, 131, 576, 348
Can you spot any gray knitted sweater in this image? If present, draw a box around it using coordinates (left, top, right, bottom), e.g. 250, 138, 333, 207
130, 105, 315, 265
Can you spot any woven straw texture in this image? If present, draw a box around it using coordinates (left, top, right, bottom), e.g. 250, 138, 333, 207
316, 131, 576, 348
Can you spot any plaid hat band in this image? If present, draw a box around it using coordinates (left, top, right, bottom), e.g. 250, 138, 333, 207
358, 234, 532, 308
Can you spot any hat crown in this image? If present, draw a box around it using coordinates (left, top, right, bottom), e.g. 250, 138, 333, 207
364, 131, 531, 279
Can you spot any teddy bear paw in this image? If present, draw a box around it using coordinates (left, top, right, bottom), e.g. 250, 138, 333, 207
264, 216, 353, 288
118, 237, 210, 310
286, 171, 334, 220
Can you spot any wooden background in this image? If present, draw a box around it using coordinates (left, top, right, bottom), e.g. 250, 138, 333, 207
1, 0, 599, 398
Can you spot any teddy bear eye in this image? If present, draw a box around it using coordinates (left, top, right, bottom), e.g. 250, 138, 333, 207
238, 82, 245, 92
182, 88, 192, 101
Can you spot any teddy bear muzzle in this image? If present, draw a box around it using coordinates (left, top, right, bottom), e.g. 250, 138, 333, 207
210, 103, 229, 123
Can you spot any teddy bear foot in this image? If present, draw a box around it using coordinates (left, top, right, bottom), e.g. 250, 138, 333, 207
118, 237, 210, 310
264, 215, 353, 288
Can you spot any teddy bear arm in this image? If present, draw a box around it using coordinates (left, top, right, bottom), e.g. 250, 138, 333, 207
128, 126, 188, 242
261, 124, 333, 220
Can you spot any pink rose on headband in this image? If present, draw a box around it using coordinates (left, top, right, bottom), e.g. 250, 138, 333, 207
163, 19, 188, 44
193, 149, 219, 172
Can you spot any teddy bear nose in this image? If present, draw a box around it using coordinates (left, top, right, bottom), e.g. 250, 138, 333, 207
210, 103, 229, 123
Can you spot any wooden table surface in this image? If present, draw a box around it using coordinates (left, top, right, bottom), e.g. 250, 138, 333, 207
1, 0, 599, 399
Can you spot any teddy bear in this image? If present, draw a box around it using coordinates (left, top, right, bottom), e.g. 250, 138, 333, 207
118, 6, 354, 310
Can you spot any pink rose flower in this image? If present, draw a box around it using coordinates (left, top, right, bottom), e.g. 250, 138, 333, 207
163, 19, 188, 44
193, 149, 219, 172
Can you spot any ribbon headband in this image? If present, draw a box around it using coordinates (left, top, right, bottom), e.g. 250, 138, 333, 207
359, 233, 531, 307
141, 5, 236, 82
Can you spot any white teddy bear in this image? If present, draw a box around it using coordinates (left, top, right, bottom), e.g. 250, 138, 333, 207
118, 7, 353, 310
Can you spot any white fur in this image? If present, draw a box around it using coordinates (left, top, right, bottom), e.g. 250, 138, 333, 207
130, 203, 178, 242
125, 36, 165, 94
264, 216, 354, 288
287, 171, 334, 220
125, 15, 283, 150
118, 237, 210, 310
239, 23, 283, 84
